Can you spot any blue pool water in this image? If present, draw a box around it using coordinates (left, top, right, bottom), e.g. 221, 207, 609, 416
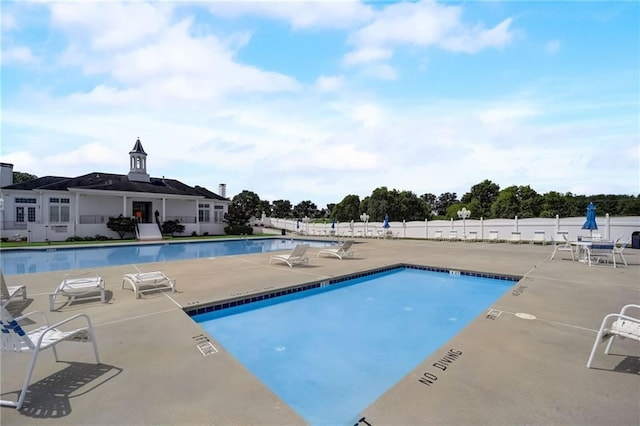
194, 267, 513, 426
0, 238, 333, 275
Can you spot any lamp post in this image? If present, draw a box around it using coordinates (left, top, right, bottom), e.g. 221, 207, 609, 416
360, 213, 370, 237
457, 207, 470, 237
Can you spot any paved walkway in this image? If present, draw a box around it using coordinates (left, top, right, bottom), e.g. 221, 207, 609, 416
2, 238, 639, 425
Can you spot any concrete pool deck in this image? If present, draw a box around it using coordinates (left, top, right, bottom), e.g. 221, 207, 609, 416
1, 238, 639, 425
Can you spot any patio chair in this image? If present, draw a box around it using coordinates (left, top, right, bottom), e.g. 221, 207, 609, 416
586, 304, 640, 368
433, 230, 443, 241
269, 244, 310, 268
587, 242, 616, 267
0, 305, 100, 410
550, 234, 575, 261
317, 240, 355, 260
448, 230, 458, 241
613, 238, 629, 267
122, 270, 176, 298
49, 272, 106, 311
1, 269, 27, 308
509, 231, 522, 244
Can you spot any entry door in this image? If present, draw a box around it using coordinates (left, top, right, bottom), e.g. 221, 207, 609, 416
132, 202, 153, 223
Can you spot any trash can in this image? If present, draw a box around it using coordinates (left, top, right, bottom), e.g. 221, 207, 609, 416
281, 229, 286, 236
632, 231, 640, 249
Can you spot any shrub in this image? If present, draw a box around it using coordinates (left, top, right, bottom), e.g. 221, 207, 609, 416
162, 220, 185, 237
107, 215, 136, 239
224, 225, 253, 235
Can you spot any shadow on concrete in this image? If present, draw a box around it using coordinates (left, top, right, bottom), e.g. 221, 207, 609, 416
3, 362, 122, 419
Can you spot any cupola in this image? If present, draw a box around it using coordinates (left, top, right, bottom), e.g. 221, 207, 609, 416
127, 138, 150, 183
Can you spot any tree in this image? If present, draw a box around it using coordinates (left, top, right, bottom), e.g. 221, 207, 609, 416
435, 192, 458, 217
233, 190, 262, 219
491, 186, 520, 218
366, 187, 391, 221
397, 190, 429, 221
539, 191, 569, 218
272, 200, 293, 218
331, 195, 360, 221
162, 220, 185, 236
12, 171, 37, 184
224, 196, 254, 235
461, 179, 500, 218
293, 200, 319, 219
106, 215, 136, 239
258, 200, 272, 217
421, 193, 438, 216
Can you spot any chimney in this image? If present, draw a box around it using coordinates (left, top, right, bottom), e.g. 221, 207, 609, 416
0, 163, 14, 187
219, 183, 226, 198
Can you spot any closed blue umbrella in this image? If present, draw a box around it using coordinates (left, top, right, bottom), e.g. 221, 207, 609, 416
383, 214, 390, 229
331, 218, 336, 229
582, 202, 598, 238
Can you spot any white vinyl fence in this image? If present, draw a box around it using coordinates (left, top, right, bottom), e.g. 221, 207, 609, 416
267, 215, 640, 244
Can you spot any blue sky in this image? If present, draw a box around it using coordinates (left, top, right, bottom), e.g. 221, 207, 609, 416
1, 0, 638, 208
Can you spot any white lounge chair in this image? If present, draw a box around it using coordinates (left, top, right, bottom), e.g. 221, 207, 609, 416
448, 230, 458, 241
317, 240, 355, 260
122, 270, 176, 298
269, 244, 310, 268
487, 230, 499, 243
49, 272, 106, 311
0, 306, 100, 410
586, 304, 640, 368
1, 269, 27, 308
433, 230, 443, 241
509, 231, 522, 244
550, 234, 575, 261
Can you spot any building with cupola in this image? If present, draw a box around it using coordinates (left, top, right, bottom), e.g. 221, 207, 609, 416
0, 138, 229, 242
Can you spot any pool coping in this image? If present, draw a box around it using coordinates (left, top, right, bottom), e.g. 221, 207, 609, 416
184, 263, 522, 317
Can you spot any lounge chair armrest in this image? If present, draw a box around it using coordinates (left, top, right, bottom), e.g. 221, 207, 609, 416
34, 313, 95, 347
620, 304, 640, 316
13, 310, 50, 324
601, 312, 640, 328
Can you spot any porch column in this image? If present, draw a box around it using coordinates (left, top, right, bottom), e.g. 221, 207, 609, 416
195, 200, 199, 224
75, 192, 80, 226
162, 198, 166, 222
122, 195, 127, 216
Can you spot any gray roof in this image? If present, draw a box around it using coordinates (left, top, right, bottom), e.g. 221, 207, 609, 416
2, 172, 227, 200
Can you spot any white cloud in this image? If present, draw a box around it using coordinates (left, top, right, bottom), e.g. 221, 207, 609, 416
344, 0, 514, 72
343, 47, 393, 66
207, 0, 373, 30
56, 14, 301, 106
1, 11, 17, 31
545, 40, 561, 54
1, 46, 37, 65
314, 75, 344, 92
50, 2, 172, 50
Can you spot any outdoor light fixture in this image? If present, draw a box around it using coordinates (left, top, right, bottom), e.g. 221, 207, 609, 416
457, 207, 470, 236
360, 213, 370, 236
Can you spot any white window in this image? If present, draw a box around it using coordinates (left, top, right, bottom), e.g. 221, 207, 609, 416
49, 197, 70, 223
15, 206, 36, 222
199, 203, 210, 223
214, 205, 224, 223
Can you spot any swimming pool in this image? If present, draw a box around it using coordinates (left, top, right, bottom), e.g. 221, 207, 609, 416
193, 266, 515, 426
0, 238, 334, 275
